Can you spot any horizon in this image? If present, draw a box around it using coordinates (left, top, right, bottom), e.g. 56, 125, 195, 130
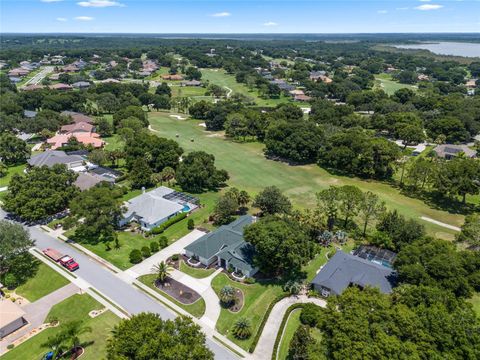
1, 0, 480, 34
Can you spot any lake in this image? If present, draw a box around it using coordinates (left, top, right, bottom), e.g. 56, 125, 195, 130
394, 42, 480, 58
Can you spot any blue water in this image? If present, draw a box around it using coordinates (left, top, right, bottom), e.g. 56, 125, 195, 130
394, 42, 480, 58
182, 204, 191, 212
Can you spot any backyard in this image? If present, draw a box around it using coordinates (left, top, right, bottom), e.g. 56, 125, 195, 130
0, 163, 26, 187
2, 294, 119, 360
148, 112, 463, 239
14, 261, 70, 302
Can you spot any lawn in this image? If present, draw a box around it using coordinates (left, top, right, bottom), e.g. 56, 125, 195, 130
468, 292, 480, 316
72, 190, 219, 270
201, 69, 291, 107
148, 113, 463, 239
2, 294, 120, 360
179, 260, 216, 279
278, 309, 302, 360
211, 273, 286, 351
138, 274, 206, 318
171, 85, 208, 98
103, 134, 124, 152
0, 163, 26, 187
374, 73, 418, 96
15, 262, 70, 302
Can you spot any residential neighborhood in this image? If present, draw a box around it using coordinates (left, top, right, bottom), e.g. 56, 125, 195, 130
1, 7, 480, 360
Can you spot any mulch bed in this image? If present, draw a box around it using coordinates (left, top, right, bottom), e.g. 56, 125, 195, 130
229, 288, 244, 313
154, 277, 201, 305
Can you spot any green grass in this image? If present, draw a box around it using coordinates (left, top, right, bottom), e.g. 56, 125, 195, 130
103, 134, 124, 151
171, 85, 208, 98
2, 294, 120, 360
374, 73, 418, 96
201, 69, 291, 107
278, 309, 302, 360
138, 274, 206, 318
15, 262, 70, 302
211, 273, 286, 351
179, 260, 216, 279
468, 293, 480, 316
0, 163, 26, 187
148, 113, 463, 239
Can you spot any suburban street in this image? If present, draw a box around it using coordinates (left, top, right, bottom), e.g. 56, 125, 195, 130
0, 209, 238, 360
21, 66, 54, 87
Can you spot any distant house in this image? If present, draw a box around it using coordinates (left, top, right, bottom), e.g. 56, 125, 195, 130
184, 215, 258, 277
433, 144, 477, 160
309, 70, 326, 81
47, 133, 104, 150
294, 94, 312, 102
0, 299, 27, 339
181, 80, 202, 87
60, 111, 94, 124
119, 186, 196, 231
23, 110, 37, 119
49, 83, 72, 91
60, 121, 94, 135
72, 81, 91, 89
22, 84, 44, 91
289, 89, 305, 96
74, 172, 114, 191
27, 150, 86, 170
417, 74, 430, 81
311, 250, 396, 297
162, 74, 184, 81
8, 68, 29, 77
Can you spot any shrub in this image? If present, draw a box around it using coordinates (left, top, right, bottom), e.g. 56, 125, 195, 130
129, 249, 143, 264
2, 273, 17, 288
6, 344, 14, 350
148, 213, 188, 235
244, 277, 256, 284
300, 303, 323, 327
150, 241, 159, 253
232, 318, 252, 339
62, 216, 77, 230
158, 236, 168, 248
171, 254, 179, 261
141, 246, 151, 258
187, 218, 195, 230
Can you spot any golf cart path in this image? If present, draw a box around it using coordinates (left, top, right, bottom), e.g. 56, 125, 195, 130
420, 216, 461, 232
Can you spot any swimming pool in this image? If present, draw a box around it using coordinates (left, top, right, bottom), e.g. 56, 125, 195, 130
182, 204, 191, 212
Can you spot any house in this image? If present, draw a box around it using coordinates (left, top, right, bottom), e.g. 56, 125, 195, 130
119, 186, 196, 231
184, 215, 258, 277
74, 172, 113, 191
181, 80, 202, 87
161, 74, 184, 81
433, 144, 477, 160
22, 84, 44, 91
49, 83, 72, 91
294, 94, 312, 102
27, 150, 86, 169
60, 111, 94, 124
62, 64, 80, 72
417, 74, 430, 81
0, 299, 27, 339
311, 250, 396, 297
23, 110, 37, 119
47, 133, 104, 150
309, 71, 326, 81
466, 79, 477, 88
8, 68, 29, 77
289, 89, 305, 96
72, 81, 91, 89
60, 121, 94, 134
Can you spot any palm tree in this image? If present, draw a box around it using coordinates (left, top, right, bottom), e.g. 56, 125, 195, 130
42, 332, 68, 359
238, 190, 251, 208
151, 261, 172, 283
160, 166, 176, 185
62, 320, 92, 354
219, 285, 236, 306
232, 318, 252, 339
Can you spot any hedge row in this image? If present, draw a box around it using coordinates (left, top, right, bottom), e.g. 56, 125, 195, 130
248, 293, 289, 353
148, 212, 188, 235
271, 304, 305, 360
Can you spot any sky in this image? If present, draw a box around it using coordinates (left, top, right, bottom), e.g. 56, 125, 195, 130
1, 0, 479, 34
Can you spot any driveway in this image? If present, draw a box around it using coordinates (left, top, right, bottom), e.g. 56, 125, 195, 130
0, 209, 238, 360
127, 229, 206, 277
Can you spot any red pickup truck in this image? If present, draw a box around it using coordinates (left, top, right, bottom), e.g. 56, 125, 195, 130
42, 248, 79, 272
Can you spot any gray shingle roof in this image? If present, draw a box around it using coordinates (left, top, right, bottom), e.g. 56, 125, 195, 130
27, 150, 85, 168
123, 186, 183, 225
434, 144, 476, 158
185, 215, 253, 260
311, 250, 396, 295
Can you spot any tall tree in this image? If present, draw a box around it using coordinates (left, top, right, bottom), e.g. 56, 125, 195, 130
359, 191, 385, 237
107, 313, 213, 360
253, 186, 292, 216
0, 132, 30, 165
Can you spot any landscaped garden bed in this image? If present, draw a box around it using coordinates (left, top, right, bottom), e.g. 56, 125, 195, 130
154, 277, 201, 305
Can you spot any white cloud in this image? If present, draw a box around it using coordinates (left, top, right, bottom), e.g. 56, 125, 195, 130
415, 4, 443, 10
41, 0, 63, 3
377, 10, 388, 14
263, 21, 278, 26
56, 17, 68, 22
75, 16, 94, 21
77, 0, 125, 7
211, 12, 231, 17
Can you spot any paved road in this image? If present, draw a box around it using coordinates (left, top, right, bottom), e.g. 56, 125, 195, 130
22, 66, 54, 87
0, 209, 238, 360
